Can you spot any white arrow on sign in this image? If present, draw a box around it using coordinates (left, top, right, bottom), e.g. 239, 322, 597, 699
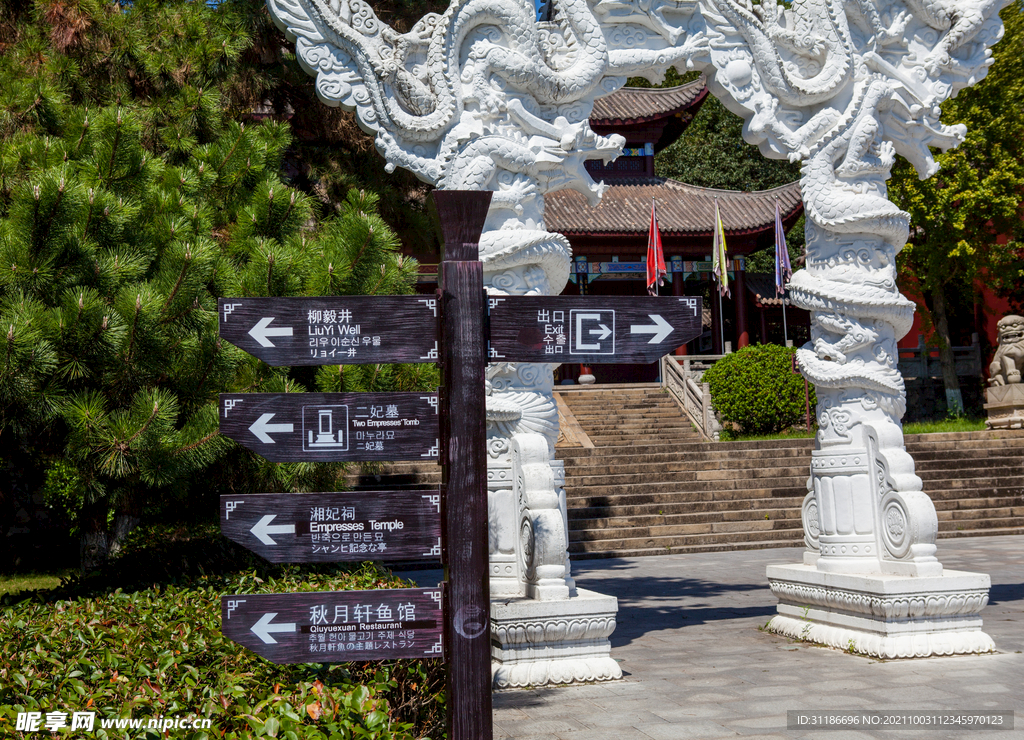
630, 314, 674, 344
248, 317, 293, 347
250, 514, 295, 546
589, 324, 612, 341
249, 413, 294, 443
251, 612, 296, 644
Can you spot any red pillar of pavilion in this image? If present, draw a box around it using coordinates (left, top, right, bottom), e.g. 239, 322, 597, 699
672, 272, 688, 355
734, 267, 749, 349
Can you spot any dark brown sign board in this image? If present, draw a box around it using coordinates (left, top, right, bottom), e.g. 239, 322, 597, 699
221, 587, 444, 664
219, 392, 439, 462
218, 296, 438, 366
220, 492, 442, 563
488, 296, 703, 364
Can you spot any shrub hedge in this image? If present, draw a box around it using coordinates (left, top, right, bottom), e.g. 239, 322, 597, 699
702, 344, 816, 435
0, 527, 444, 739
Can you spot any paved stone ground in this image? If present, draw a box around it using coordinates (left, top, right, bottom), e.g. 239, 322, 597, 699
486, 535, 1024, 740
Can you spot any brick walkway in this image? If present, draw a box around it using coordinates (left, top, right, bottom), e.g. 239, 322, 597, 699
490, 535, 1024, 740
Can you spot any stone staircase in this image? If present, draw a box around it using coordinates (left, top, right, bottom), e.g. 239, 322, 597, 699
349, 383, 1024, 559
557, 384, 1024, 558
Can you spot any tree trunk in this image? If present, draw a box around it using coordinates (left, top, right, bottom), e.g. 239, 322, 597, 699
931, 284, 964, 416
108, 514, 140, 557
78, 502, 109, 573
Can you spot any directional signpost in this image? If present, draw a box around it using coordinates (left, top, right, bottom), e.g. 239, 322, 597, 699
219, 392, 440, 462
218, 296, 439, 366
221, 588, 444, 664
488, 295, 702, 364
216, 191, 706, 740
220, 492, 441, 563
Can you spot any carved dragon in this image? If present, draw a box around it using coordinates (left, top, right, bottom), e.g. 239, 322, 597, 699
271, 0, 1012, 585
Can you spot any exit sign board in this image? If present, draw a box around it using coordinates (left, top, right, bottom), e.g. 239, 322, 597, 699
488, 296, 702, 364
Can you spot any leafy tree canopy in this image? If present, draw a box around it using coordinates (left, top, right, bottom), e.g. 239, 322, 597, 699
0, 0, 430, 570
888, 1, 1024, 402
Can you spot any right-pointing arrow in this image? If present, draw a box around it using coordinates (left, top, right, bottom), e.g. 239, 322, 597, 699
249, 413, 294, 444
251, 613, 297, 644
250, 514, 296, 546
249, 317, 293, 347
630, 314, 673, 344
589, 323, 612, 341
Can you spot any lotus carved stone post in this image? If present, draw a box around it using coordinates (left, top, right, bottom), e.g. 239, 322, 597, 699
267, 0, 1009, 671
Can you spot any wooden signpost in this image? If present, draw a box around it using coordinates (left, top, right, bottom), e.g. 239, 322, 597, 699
219, 491, 441, 563
488, 295, 702, 363
218, 296, 438, 366
221, 588, 444, 663
216, 190, 706, 740
218, 392, 439, 462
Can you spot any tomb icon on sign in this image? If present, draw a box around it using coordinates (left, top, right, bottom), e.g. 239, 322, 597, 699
302, 405, 349, 451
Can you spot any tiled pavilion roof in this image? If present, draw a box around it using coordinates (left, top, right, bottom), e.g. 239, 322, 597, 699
590, 76, 708, 126
545, 177, 803, 237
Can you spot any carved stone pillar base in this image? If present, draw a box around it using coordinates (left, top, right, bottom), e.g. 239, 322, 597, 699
491, 588, 622, 689
985, 384, 1024, 430
766, 564, 994, 659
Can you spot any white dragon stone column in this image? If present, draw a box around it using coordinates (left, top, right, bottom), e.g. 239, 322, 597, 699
265, 0, 699, 686
268, 0, 1009, 669
694, 0, 1008, 657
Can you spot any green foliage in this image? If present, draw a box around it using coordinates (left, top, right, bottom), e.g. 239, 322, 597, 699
0, 1, 434, 569
0, 526, 444, 739
655, 95, 802, 192
889, 3, 1024, 327
703, 345, 816, 435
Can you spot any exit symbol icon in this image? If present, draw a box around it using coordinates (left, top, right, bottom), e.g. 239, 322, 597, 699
571, 309, 615, 355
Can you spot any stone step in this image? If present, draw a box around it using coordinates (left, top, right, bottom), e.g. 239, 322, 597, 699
566, 486, 806, 507
937, 507, 1024, 522
559, 438, 817, 460
566, 465, 813, 487
568, 527, 803, 554
562, 452, 1024, 477
935, 525, 1024, 540
559, 444, 814, 467
933, 495, 1023, 511
571, 518, 805, 544
938, 516, 1024, 531
565, 476, 809, 498
569, 506, 804, 531
568, 496, 807, 521
569, 538, 803, 559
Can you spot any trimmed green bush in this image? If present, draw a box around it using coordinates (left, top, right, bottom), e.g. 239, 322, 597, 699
702, 344, 816, 435
0, 527, 445, 739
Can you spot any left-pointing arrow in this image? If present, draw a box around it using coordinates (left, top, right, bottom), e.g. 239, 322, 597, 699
248, 317, 293, 347
251, 613, 296, 644
630, 314, 673, 344
249, 413, 294, 443
250, 514, 295, 546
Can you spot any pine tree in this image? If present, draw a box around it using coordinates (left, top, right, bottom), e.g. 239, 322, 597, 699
0, 0, 429, 570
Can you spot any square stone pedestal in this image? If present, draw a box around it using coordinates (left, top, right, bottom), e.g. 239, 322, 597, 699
985, 383, 1024, 429
491, 588, 622, 688
766, 564, 995, 658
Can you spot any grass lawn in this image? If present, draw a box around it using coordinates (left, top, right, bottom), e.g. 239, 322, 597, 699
903, 417, 987, 435
721, 417, 987, 442
0, 570, 72, 596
